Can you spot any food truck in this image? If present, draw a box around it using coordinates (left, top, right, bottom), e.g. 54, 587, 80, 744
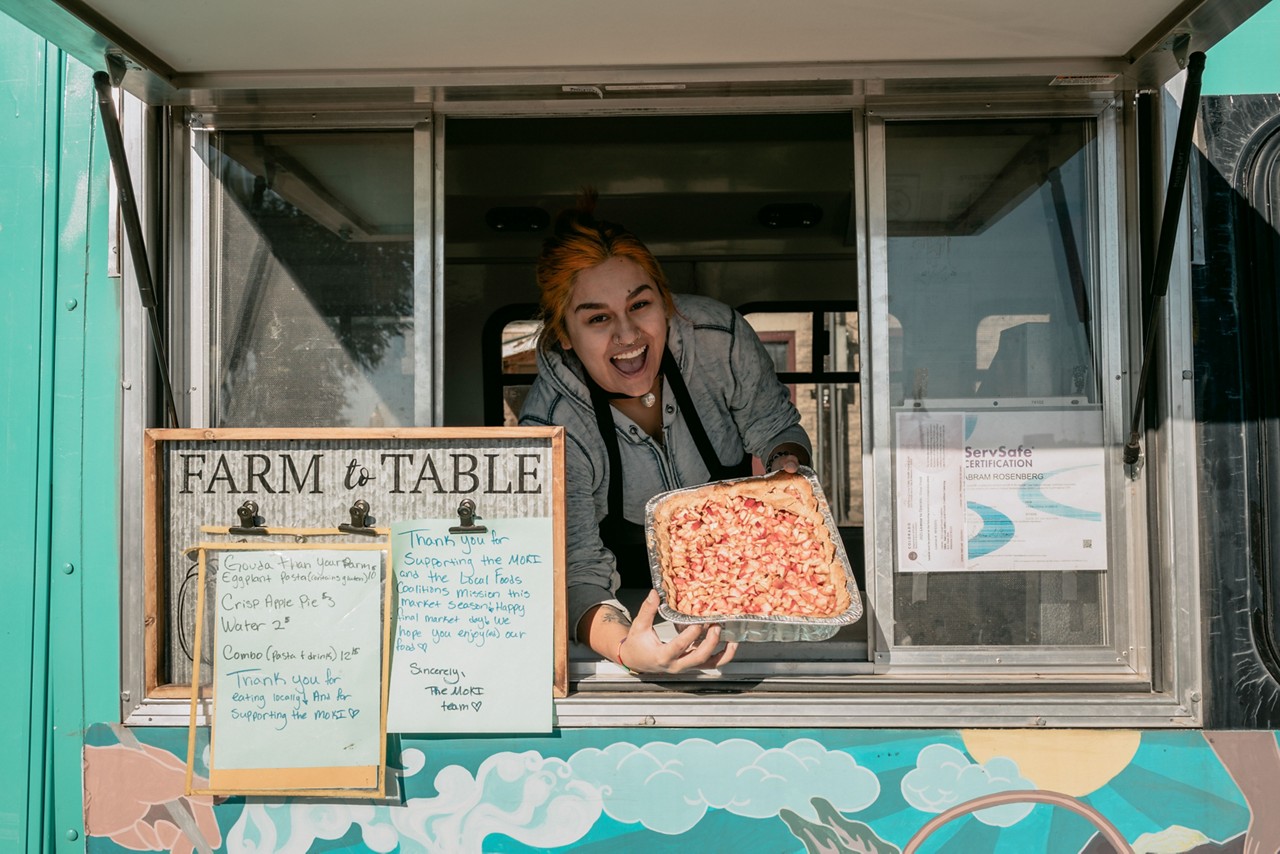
5, 0, 1280, 851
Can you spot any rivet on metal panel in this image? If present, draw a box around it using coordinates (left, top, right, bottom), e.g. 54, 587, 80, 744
65, 829, 79, 841
66, 298, 78, 311
121, 691, 131, 701
62, 563, 75, 575
1182, 370, 1193, 380
1190, 691, 1202, 703
122, 381, 132, 390
1034, 717, 1047, 727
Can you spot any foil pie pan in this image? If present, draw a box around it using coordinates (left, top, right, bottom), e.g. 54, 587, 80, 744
644, 467, 863, 642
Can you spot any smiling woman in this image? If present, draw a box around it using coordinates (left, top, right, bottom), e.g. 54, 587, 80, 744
563, 258, 668, 412
519, 196, 812, 674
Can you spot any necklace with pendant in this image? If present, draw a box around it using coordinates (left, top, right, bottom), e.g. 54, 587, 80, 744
640, 392, 656, 408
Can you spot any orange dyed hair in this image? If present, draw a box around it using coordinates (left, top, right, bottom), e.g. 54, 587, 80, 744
536, 191, 674, 353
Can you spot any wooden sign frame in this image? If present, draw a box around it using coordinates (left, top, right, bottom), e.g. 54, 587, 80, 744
144, 427, 567, 703
185, 541, 392, 797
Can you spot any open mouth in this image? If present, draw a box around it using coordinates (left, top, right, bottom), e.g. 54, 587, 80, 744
611, 344, 648, 377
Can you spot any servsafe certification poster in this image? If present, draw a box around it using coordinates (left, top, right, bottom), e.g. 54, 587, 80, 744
895, 408, 1107, 572
895, 411, 967, 572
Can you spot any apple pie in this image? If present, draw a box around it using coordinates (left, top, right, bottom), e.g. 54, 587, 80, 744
650, 472, 850, 618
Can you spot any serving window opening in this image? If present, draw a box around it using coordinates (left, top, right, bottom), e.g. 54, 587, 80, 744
165, 99, 1157, 713
452, 113, 869, 675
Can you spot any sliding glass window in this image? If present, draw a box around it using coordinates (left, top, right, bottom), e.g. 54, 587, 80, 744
209, 131, 415, 428
874, 114, 1133, 667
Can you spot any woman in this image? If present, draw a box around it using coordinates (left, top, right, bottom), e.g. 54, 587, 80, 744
519, 197, 812, 674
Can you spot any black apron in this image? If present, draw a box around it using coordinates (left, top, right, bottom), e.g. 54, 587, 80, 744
587, 347, 752, 588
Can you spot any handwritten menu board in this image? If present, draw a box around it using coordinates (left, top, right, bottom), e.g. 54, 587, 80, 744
186, 544, 389, 795
388, 518, 553, 733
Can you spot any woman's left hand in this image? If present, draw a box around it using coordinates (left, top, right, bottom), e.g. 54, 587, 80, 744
766, 442, 810, 474
762, 445, 803, 478
770, 453, 801, 473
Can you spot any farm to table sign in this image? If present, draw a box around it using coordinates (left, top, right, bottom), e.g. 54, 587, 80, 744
147, 429, 565, 745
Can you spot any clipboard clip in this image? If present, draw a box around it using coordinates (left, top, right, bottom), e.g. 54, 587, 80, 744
229, 500, 267, 535
338, 499, 379, 536
448, 499, 487, 534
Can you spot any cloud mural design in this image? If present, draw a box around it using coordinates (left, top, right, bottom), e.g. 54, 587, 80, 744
390, 751, 602, 853
568, 738, 879, 834
228, 803, 397, 854
222, 738, 879, 852
226, 752, 600, 854
901, 743, 1035, 827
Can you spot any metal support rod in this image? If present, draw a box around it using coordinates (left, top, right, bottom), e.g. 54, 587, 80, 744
91, 71, 181, 428
1045, 167, 1097, 391
1123, 52, 1205, 466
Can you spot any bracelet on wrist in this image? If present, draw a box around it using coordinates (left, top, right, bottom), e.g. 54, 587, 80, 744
615, 637, 637, 674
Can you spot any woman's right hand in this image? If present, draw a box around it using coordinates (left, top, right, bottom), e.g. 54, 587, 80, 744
599, 591, 738, 674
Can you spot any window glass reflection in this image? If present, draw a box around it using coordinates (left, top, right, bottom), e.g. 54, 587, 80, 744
210, 131, 414, 427
886, 118, 1107, 647
743, 311, 863, 528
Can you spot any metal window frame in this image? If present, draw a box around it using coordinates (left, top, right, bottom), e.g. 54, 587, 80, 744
416, 116, 444, 426
121, 90, 1203, 728
117, 89, 155, 720
865, 102, 1150, 672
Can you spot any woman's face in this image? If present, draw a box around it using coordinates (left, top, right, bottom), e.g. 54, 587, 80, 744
560, 255, 668, 398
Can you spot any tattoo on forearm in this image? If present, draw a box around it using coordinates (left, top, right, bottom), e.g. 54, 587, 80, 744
599, 607, 632, 628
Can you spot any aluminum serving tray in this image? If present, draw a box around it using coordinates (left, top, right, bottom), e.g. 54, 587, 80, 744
644, 466, 863, 642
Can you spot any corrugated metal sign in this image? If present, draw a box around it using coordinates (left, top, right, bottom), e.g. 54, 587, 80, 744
144, 428, 564, 688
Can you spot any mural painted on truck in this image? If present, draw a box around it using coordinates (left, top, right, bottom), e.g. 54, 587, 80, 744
83, 724, 1279, 853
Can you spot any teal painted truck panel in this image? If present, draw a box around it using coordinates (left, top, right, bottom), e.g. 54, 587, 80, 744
1, 9, 119, 852
68, 65, 121, 734
48, 55, 119, 853
1, 15, 55, 851
1204, 1, 1280, 95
